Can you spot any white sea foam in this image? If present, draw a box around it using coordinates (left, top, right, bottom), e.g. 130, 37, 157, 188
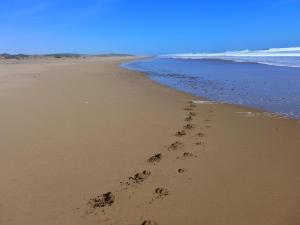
192, 100, 218, 104
161, 47, 300, 68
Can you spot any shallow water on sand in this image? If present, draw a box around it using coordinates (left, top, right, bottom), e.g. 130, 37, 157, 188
122, 57, 300, 120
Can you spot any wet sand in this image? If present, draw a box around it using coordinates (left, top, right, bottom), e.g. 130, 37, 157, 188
0, 57, 300, 225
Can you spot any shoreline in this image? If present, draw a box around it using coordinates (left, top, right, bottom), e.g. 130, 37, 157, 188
122, 58, 300, 123
0, 57, 300, 225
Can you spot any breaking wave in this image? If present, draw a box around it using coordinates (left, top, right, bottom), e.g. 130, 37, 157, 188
161, 47, 300, 68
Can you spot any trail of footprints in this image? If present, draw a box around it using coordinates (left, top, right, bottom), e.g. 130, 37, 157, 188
84, 100, 215, 224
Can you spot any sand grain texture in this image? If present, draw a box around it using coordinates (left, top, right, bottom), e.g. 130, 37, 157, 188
0, 57, 300, 225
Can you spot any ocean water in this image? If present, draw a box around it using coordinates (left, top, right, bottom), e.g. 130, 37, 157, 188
162, 47, 300, 68
122, 54, 300, 120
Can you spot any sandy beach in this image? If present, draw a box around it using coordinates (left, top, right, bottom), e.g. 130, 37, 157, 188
0, 57, 300, 225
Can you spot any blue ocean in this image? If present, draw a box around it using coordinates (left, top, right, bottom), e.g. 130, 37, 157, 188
122, 47, 300, 120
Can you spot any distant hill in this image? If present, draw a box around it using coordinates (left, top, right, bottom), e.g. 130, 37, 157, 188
44, 53, 82, 58
0, 53, 31, 59
95, 53, 133, 57
0, 53, 133, 59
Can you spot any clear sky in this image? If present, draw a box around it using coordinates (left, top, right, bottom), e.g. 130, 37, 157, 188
1, 0, 300, 55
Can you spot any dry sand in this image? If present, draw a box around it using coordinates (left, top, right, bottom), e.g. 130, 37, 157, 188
0, 57, 300, 225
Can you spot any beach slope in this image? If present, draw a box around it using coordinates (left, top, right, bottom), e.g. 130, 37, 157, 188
0, 57, 299, 225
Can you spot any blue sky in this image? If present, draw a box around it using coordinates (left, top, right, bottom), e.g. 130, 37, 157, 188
0, 0, 300, 55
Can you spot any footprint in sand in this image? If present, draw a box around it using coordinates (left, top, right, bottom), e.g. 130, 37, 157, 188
182, 152, 198, 158
167, 141, 183, 151
147, 153, 162, 163
155, 187, 169, 198
207, 113, 215, 118
141, 220, 158, 225
129, 170, 151, 184
185, 115, 193, 122
189, 112, 196, 117
178, 168, 187, 174
185, 111, 197, 121
184, 107, 193, 111
187, 101, 196, 107
87, 192, 115, 212
183, 123, 194, 130
195, 141, 205, 146
175, 130, 186, 137
150, 187, 169, 204
197, 132, 205, 137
